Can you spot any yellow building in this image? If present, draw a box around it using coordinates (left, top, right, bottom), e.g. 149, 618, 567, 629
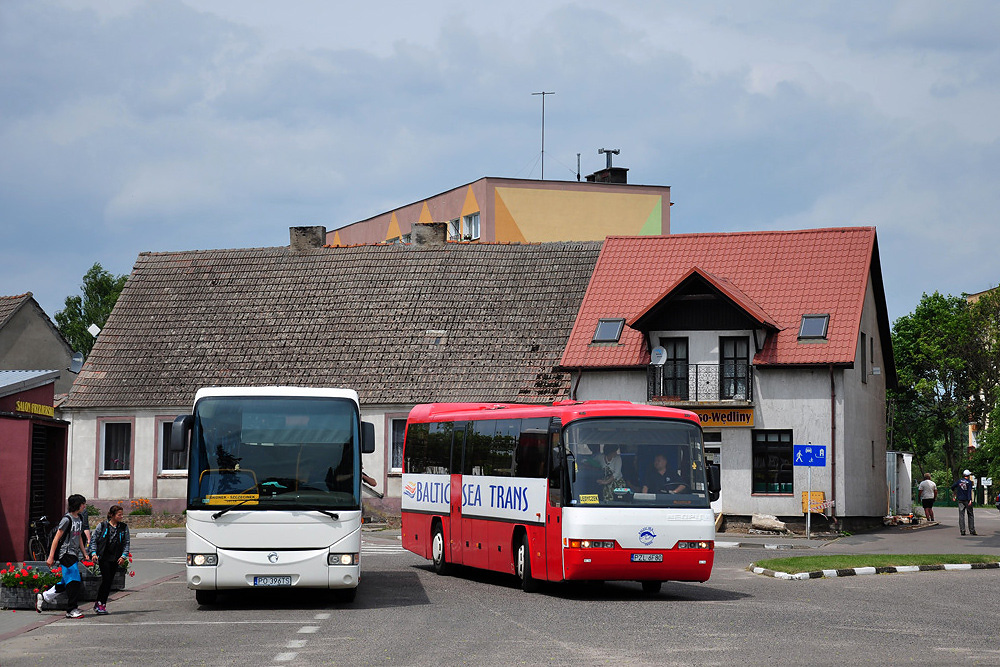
327, 176, 671, 246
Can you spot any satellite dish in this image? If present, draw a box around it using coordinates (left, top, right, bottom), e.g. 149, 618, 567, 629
650, 346, 667, 366
69, 352, 84, 374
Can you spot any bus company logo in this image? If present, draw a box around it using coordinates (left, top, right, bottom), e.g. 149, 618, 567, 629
638, 526, 657, 546
268, 552, 278, 563
403, 482, 417, 499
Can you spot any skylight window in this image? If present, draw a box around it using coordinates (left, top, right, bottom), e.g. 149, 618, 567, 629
592, 318, 625, 343
799, 314, 830, 339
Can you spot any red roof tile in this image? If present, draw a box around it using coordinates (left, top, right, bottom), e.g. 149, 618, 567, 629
561, 227, 879, 369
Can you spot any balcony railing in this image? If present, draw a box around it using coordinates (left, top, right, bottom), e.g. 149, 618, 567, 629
647, 362, 753, 403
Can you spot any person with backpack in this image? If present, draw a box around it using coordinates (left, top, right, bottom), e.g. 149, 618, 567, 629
36, 494, 88, 619
950, 470, 977, 536
88, 504, 130, 615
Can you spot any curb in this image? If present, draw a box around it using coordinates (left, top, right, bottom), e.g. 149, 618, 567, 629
752, 561, 1000, 580
716, 541, 813, 550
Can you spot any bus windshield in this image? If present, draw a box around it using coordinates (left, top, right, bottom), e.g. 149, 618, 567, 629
187, 396, 361, 511
564, 417, 709, 509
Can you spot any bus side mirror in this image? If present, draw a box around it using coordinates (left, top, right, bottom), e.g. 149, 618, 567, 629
171, 414, 193, 454
707, 464, 721, 502
361, 421, 375, 454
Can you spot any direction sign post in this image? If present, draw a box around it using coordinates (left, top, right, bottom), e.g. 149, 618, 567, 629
793, 443, 827, 540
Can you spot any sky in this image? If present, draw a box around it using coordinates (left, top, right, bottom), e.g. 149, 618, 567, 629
2, 0, 998, 326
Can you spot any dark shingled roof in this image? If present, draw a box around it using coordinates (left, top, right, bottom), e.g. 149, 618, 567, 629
63, 242, 602, 409
0, 293, 33, 328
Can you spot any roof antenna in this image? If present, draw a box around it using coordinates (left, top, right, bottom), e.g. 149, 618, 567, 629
598, 148, 620, 169
531, 91, 554, 179
576, 153, 581, 181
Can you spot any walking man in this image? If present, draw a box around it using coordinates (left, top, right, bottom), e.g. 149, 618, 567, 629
950, 470, 977, 536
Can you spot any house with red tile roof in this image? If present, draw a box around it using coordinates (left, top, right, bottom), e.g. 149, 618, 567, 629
560, 227, 896, 523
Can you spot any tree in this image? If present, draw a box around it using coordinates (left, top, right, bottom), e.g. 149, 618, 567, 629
889, 292, 976, 479
55, 263, 129, 356
967, 287, 1000, 486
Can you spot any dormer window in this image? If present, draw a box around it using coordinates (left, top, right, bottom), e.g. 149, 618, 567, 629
592, 318, 625, 343
798, 314, 830, 339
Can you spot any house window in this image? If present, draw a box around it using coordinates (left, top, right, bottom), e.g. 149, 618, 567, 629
160, 419, 187, 472
391, 419, 406, 472
102, 421, 132, 473
752, 430, 793, 494
658, 337, 689, 400
799, 314, 830, 339
447, 219, 460, 240
593, 318, 625, 343
720, 337, 749, 400
463, 212, 480, 240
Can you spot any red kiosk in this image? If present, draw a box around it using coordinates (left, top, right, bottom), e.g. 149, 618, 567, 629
0, 370, 68, 562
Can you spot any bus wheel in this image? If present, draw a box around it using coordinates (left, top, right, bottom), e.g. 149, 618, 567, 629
195, 589, 218, 605
431, 525, 451, 575
641, 581, 662, 596
516, 535, 540, 593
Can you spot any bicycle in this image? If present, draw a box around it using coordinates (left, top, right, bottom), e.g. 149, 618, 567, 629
27, 515, 51, 561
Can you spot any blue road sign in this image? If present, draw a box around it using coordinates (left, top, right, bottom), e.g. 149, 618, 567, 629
793, 444, 827, 467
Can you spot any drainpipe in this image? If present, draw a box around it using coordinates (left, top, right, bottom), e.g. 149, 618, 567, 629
830, 365, 837, 521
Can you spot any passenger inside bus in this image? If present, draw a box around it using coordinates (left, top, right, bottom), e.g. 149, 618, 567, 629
641, 453, 688, 494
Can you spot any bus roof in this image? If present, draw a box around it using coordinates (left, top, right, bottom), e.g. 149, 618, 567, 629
406, 401, 701, 427
193, 386, 360, 405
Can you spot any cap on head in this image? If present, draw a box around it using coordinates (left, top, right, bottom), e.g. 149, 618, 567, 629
963, 469, 972, 476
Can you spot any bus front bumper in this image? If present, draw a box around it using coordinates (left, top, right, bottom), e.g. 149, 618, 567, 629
187, 548, 360, 591
563, 547, 714, 583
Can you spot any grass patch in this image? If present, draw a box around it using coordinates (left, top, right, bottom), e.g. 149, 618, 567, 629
754, 554, 1000, 574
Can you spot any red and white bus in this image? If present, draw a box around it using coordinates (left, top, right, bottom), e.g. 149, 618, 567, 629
400, 400, 720, 594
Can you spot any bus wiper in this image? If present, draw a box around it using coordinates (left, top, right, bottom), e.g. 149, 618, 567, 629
302, 507, 340, 520
211, 495, 258, 520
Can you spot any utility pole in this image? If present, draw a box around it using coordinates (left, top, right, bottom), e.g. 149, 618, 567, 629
531, 91, 554, 179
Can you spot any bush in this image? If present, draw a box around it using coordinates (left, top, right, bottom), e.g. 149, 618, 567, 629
128, 498, 152, 516
86, 504, 100, 516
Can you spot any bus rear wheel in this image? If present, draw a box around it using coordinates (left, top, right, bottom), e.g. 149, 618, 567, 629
431, 525, 450, 575
516, 535, 539, 593
641, 581, 662, 596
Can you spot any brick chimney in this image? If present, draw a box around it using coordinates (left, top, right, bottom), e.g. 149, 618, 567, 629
289, 226, 327, 251
411, 222, 448, 248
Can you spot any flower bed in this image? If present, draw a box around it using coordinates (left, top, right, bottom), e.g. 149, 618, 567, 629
0, 562, 126, 610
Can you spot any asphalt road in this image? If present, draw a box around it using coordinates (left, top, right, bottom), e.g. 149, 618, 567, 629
2, 509, 999, 666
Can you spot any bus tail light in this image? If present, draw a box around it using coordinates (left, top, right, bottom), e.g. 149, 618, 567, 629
328, 553, 359, 565
187, 553, 218, 566
567, 540, 616, 549
676, 541, 713, 550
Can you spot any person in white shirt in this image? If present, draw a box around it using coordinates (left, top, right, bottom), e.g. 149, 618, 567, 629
917, 472, 937, 522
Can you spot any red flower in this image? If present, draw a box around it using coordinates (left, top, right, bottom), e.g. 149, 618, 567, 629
32, 588, 39, 593
32, 573, 39, 579
20, 569, 28, 576
129, 571, 135, 577
1, 569, 7, 575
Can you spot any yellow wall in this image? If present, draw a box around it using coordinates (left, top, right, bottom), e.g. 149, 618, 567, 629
495, 187, 663, 242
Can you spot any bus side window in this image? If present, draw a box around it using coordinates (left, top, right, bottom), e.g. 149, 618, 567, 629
548, 423, 563, 506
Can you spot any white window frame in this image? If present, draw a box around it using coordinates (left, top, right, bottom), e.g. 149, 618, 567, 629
463, 212, 480, 240
390, 418, 407, 473
158, 416, 186, 474
100, 419, 133, 474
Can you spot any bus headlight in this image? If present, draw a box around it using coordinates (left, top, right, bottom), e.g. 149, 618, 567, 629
676, 541, 713, 550
328, 553, 359, 566
187, 553, 218, 566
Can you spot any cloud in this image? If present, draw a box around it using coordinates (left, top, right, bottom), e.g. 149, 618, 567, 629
1, 0, 998, 325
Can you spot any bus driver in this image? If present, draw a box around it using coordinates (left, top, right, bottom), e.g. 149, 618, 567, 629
641, 453, 687, 494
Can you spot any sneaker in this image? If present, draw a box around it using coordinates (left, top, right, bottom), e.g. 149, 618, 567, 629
961, 532, 966, 536
65, 608, 84, 619
971, 531, 978, 536
35, 593, 44, 613
95, 603, 108, 615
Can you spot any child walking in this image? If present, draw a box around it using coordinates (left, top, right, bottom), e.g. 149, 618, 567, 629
37, 494, 87, 618
88, 504, 131, 614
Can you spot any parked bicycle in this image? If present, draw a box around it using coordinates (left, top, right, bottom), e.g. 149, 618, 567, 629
27, 515, 51, 561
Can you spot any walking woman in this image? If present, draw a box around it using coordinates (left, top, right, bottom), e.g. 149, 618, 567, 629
89, 504, 131, 615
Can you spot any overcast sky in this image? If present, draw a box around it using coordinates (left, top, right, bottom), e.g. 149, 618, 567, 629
2, 1, 998, 327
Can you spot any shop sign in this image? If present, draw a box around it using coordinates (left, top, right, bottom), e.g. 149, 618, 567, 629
690, 408, 754, 428
14, 400, 54, 418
